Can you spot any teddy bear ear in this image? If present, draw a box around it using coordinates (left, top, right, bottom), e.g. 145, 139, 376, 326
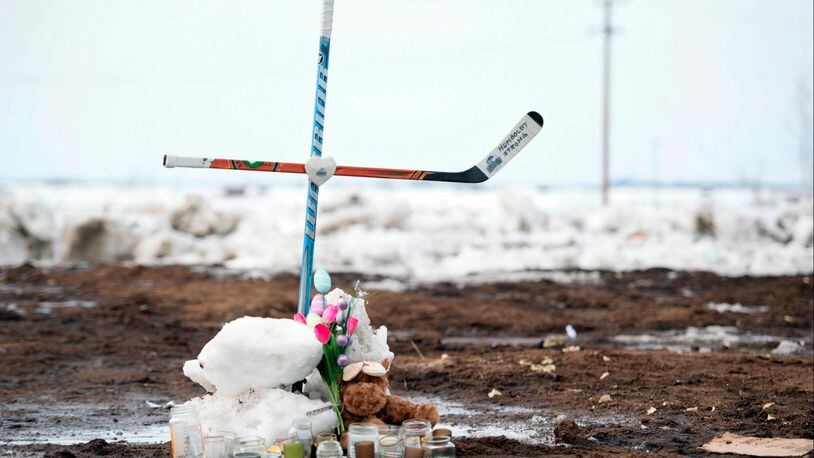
362, 361, 387, 377
343, 362, 364, 381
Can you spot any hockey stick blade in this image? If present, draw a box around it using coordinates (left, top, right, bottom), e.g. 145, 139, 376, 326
163, 111, 543, 184
425, 110, 543, 183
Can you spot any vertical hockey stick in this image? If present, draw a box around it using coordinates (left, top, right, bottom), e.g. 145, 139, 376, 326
298, 0, 335, 317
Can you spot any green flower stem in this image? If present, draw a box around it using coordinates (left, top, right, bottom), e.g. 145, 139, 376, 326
327, 379, 344, 436
318, 338, 345, 436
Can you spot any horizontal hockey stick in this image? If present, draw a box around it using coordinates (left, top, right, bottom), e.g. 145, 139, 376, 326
163, 111, 543, 184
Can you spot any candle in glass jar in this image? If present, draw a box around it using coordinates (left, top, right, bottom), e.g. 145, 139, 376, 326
379, 435, 399, 447
353, 440, 374, 458
347, 423, 379, 458
283, 441, 304, 458
402, 419, 431, 449
377, 424, 404, 456
422, 436, 456, 457
404, 447, 425, 458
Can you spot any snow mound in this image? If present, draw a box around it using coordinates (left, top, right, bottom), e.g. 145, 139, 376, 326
771, 340, 805, 355
184, 290, 395, 439
189, 317, 323, 396
171, 194, 238, 237
325, 288, 394, 364
303, 289, 394, 401
186, 387, 336, 441
60, 217, 134, 263
183, 360, 216, 393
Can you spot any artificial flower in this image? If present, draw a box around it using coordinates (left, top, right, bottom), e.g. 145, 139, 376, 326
310, 294, 326, 316
306, 312, 323, 328
336, 297, 348, 311
313, 268, 332, 294
293, 313, 307, 324
336, 335, 349, 347
347, 317, 359, 335
337, 354, 349, 367
314, 323, 331, 344
322, 305, 339, 324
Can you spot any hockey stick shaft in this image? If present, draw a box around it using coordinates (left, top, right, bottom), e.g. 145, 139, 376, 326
298, 0, 334, 316
163, 111, 544, 183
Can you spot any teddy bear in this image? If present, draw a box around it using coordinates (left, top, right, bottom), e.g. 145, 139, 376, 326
339, 359, 439, 443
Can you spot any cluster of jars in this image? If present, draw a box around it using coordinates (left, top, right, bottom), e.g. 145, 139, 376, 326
346, 420, 455, 458
170, 407, 327, 458
170, 406, 453, 458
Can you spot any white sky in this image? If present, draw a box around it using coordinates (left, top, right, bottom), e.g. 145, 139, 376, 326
0, 0, 812, 186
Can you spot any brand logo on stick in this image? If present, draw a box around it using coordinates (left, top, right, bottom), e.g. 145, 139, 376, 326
486, 155, 503, 173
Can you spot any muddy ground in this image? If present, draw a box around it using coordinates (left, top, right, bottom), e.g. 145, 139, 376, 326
0, 264, 812, 457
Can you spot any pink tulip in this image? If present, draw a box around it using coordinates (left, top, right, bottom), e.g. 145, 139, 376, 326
293, 313, 307, 325
314, 324, 331, 344
310, 294, 326, 316
346, 317, 359, 335
322, 305, 339, 324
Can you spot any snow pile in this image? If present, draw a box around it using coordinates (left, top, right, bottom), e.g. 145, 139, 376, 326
325, 288, 394, 364
771, 340, 806, 355
0, 183, 811, 278
61, 217, 135, 263
181, 291, 395, 440
188, 387, 336, 442
170, 195, 238, 237
185, 317, 323, 396
302, 289, 394, 401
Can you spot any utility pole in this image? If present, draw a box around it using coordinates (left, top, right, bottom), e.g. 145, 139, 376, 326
797, 76, 813, 192
601, 0, 614, 206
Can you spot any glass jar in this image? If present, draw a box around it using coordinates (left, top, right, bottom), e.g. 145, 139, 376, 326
348, 423, 379, 458
377, 425, 403, 457
314, 432, 337, 446
202, 435, 226, 458
169, 405, 204, 458
423, 436, 455, 458
401, 419, 431, 452
377, 451, 404, 458
281, 436, 305, 458
209, 427, 236, 453
233, 436, 267, 456
290, 418, 313, 458
315, 439, 343, 458
267, 444, 283, 458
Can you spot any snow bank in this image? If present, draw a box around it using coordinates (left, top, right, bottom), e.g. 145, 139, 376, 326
0, 183, 811, 278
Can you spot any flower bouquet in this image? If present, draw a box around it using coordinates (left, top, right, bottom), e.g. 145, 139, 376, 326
293, 269, 359, 436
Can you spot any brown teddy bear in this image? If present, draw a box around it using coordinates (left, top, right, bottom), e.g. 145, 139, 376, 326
339, 360, 439, 444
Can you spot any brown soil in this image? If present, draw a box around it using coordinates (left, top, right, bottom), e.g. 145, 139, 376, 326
0, 264, 812, 457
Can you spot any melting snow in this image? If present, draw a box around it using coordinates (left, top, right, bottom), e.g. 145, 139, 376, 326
705, 302, 769, 314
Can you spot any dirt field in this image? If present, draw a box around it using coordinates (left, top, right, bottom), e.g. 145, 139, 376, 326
0, 264, 812, 457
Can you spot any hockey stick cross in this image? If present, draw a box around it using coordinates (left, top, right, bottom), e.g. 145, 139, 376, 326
162, 0, 544, 317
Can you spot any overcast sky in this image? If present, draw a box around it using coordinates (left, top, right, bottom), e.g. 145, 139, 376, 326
0, 0, 812, 186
